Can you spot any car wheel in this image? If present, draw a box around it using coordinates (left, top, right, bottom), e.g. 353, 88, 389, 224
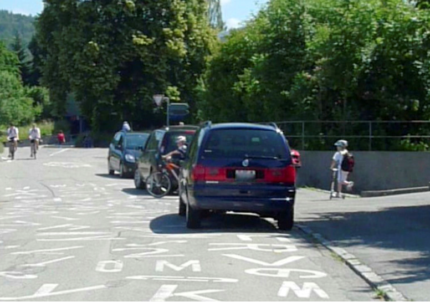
119, 162, 126, 178
108, 160, 115, 175
179, 196, 186, 216
134, 169, 145, 189
186, 203, 201, 229
278, 207, 294, 231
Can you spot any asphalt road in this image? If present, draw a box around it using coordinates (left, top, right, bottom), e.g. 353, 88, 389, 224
0, 147, 376, 301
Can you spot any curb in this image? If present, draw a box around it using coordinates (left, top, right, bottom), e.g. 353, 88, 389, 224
361, 186, 430, 197
299, 187, 360, 199
296, 224, 408, 301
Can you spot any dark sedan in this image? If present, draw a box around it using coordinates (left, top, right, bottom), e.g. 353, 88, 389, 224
108, 131, 149, 178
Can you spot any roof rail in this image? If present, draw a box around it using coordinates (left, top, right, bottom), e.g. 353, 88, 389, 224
258, 122, 279, 130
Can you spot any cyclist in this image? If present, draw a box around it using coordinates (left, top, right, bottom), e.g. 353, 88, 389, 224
7, 123, 19, 158
29, 123, 41, 157
162, 136, 187, 161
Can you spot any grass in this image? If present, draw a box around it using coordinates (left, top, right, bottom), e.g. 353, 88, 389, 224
373, 289, 387, 300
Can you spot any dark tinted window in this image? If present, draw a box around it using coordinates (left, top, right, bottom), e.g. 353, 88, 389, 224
125, 134, 149, 150
161, 131, 196, 154
146, 131, 163, 150
201, 129, 289, 159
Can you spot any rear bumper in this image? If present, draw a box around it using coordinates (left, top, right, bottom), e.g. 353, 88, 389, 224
187, 184, 295, 213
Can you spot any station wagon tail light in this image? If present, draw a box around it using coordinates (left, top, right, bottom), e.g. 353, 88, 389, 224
264, 166, 296, 184
192, 165, 206, 181
191, 165, 227, 182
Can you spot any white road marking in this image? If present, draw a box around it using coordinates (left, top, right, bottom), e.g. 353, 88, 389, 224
0, 271, 38, 279
12, 246, 83, 255
95, 260, 123, 273
49, 148, 70, 157
246, 268, 327, 279
0, 284, 107, 300
38, 236, 124, 242
0, 229, 16, 234
209, 243, 298, 253
156, 260, 201, 272
37, 232, 111, 236
21, 256, 75, 267
223, 254, 304, 266
34, 284, 59, 296
278, 281, 329, 299
53, 198, 62, 202
37, 224, 87, 231
51, 216, 80, 221
127, 276, 238, 283
150, 285, 223, 302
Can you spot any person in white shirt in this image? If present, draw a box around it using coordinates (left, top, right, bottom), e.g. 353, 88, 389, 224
7, 123, 19, 158
29, 124, 41, 157
330, 139, 354, 198
122, 121, 131, 132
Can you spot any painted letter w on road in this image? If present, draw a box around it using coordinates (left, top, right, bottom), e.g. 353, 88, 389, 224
156, 260, 201, 272
278, 281, 329, 299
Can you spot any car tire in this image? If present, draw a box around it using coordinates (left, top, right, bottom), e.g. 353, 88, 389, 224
134, 169, 145, 189
179, 196, 186, 216
108, 160, 115, 175
278, 207, 294, 231
119, 162, 126, 178
186, 203, 201, 229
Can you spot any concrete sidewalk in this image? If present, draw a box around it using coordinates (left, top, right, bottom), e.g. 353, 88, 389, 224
296, 189, 430, 301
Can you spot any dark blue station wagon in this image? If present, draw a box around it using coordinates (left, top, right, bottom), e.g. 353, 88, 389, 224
179, 122, 296, 230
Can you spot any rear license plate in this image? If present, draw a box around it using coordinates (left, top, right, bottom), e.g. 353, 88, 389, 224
235, 170, 256, 181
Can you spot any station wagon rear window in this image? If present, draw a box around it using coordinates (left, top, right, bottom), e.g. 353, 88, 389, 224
202, 129, 289, 159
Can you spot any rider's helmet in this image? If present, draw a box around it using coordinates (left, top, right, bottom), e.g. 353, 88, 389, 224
334, 139, 348, 148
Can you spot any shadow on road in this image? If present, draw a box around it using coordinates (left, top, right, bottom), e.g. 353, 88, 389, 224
150, 212, 279, 234
95, 173, 120, 179
122, 188, 149, 196
301, 204, 430, 287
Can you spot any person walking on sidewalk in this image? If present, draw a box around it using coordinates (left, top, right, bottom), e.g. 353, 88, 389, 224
330, 139, 354, 198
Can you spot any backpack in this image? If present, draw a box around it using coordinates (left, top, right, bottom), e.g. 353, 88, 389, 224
341, 152, 355, 173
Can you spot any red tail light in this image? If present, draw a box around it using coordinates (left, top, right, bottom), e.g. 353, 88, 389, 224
192, 165, 228, 182
264, 166, 296, 184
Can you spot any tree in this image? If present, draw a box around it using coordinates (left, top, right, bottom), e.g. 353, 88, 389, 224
35, 0, 217, 131
0, 10, 35, 47
0, 42, 37, 125
10, 33, 32, 86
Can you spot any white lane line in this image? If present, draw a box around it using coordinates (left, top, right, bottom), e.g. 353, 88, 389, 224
11, 246, 83, 255
21, 256, 75, 267
0, 284, 107, 301
49, 148, 70, 157
37, 232, 111, 236
34, 284, 59, 296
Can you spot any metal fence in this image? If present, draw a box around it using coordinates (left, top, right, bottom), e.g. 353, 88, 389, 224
270, 121, 430, 151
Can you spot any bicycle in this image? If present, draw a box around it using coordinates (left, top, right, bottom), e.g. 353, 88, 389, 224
8, 139, 17, 160
30, 139, 39, 159
146, 159, 180, 198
